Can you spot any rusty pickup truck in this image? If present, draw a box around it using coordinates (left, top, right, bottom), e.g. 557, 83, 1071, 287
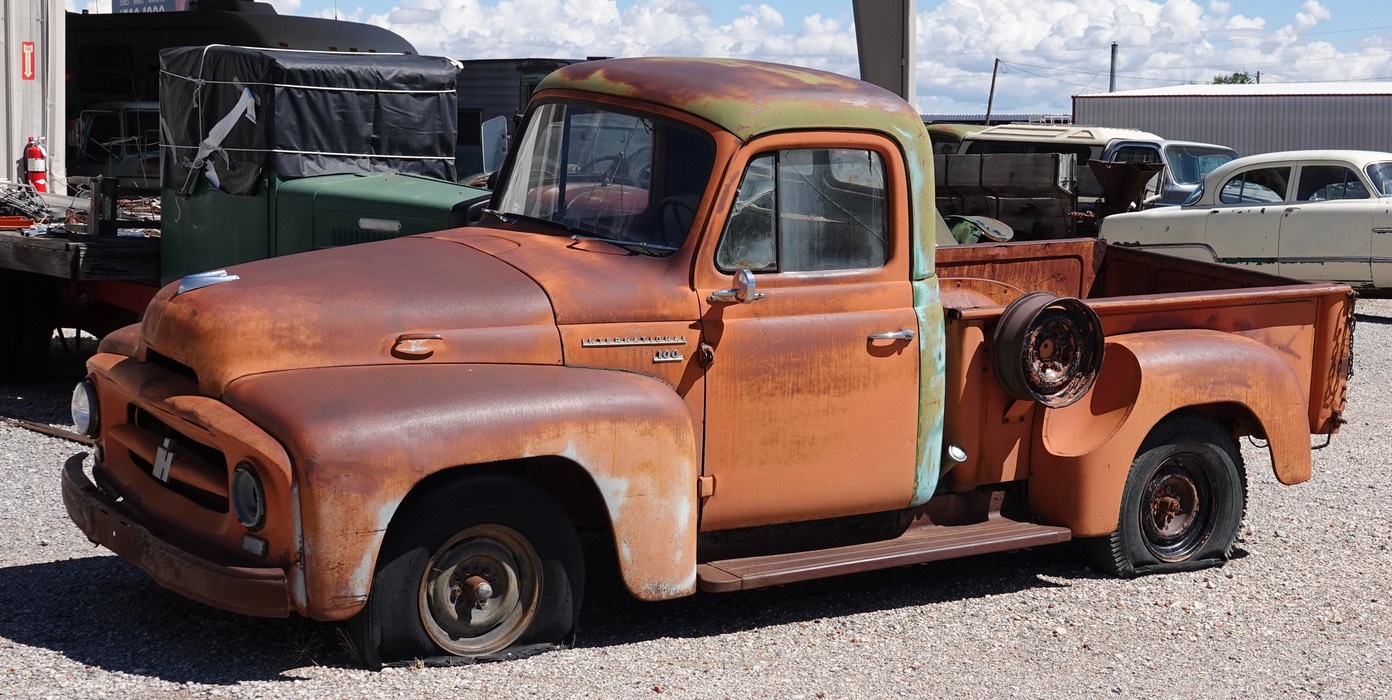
61, 58, 1355, 667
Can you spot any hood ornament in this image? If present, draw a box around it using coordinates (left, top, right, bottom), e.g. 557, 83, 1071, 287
177, 270, 241, 296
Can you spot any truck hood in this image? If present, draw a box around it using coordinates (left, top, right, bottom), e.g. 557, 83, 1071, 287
140, 236, 562, 396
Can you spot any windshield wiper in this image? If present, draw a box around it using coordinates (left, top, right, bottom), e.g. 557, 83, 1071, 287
570, 233, 678, 256
483, 208, 590, 236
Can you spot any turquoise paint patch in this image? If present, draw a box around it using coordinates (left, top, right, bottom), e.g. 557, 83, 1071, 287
891, 122, 936, 282
911, 278, 947, 506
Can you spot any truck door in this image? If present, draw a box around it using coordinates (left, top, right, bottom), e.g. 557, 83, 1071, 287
694, 134, 920, 532
1280, 162, 1373, 286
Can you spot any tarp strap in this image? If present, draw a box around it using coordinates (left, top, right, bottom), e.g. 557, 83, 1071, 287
158, 70, 456, 95
164, 143, 453, 161
185, 83, 258, 193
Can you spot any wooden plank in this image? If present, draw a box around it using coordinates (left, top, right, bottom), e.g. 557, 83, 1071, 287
70, 234, 161, 284
0, 231, 78, 278
0, 230, 160, 283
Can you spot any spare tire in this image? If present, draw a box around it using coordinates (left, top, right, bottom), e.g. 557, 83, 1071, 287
992, 291, 1104, 408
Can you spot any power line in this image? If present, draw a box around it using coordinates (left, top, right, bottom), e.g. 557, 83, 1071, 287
918, 24, 1392, 58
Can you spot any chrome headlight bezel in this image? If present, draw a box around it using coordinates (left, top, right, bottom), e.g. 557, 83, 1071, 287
71, 380, 99, 437
231, 462, 267, 530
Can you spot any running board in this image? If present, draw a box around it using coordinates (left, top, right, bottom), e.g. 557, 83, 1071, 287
697, 517, 1072, 593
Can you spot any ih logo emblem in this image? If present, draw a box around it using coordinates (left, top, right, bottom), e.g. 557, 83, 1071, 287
153, 437, 178, 482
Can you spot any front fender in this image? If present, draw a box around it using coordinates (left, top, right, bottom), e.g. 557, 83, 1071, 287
224, 363, 698, 620
1030, 330, 1311, 537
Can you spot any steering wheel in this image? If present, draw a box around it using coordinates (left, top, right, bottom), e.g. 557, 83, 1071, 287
577, 155, 623, 177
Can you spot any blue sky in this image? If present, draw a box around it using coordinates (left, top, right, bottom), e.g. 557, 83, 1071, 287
193, 2, 1392, 112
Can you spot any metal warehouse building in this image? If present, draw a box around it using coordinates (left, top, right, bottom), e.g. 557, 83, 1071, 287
1073, 83, 1392, 156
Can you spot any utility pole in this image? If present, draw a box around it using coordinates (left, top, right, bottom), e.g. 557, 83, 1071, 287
985, 58, 1000, 125
1109, 42, 1118, 92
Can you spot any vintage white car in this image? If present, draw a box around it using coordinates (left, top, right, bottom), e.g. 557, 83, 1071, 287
1100, 149, 1392, 289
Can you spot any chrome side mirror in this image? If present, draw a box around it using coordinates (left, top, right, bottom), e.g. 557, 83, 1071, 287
708, 269, 765, 304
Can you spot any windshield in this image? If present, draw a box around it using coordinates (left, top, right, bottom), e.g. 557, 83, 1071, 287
1164, 145, 1237, 185
1366, 162, 1392, 196
494, 101, 717, 250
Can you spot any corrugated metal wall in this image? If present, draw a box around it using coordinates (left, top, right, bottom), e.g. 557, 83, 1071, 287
1, 1, 65, 186
1073, 94, 1392, 156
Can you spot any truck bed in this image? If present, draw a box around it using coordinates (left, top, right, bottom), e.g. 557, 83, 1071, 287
935, 238, 1354, 492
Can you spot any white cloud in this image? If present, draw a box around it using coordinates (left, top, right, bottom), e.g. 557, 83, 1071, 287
1293, 1, 1331, 31
276, 0, 1392, 115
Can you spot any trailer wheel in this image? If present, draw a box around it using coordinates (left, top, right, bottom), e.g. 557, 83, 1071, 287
351, 473, 584, 668
1089, 412, 1246, 577
0, 271, 57, 382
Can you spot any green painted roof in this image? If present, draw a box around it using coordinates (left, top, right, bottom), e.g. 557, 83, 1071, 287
538, 57, 924, 143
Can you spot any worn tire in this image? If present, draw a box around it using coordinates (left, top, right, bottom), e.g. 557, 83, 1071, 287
1088, 412, 1247, 577
350, 473, 584, 668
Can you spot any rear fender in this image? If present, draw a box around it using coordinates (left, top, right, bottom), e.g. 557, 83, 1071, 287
224, 363, 699, 620
1030, 329, 1310, 537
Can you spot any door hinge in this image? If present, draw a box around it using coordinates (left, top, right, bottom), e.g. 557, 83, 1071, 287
697, 342, 715, 368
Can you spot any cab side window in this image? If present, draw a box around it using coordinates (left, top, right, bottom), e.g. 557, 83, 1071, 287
1297, 165, 1370, 202
716, 148, 888, 273
1219, 166, 1290, 204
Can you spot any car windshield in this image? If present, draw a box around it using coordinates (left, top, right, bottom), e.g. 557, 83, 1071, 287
494, 101, 716, 251
1164, 145, 1237, 185
1365, 162, 1392, 196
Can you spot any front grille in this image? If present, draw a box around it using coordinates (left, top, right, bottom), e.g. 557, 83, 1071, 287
129, 406, 230, 513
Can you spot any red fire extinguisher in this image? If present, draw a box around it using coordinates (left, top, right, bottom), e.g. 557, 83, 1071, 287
23, 136, 47, 193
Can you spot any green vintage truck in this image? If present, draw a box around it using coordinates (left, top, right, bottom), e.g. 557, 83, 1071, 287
0, 46, 488, 380
62, 58, 1354, 667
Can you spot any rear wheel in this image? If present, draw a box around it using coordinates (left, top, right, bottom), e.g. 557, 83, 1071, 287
1089, 412, 1246, 577
351, 473, 584, 668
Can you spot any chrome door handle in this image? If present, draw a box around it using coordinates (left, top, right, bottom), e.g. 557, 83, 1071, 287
868, 329, 915, 341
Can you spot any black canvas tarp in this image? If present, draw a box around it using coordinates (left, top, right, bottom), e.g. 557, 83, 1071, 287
160, 45, 459, 195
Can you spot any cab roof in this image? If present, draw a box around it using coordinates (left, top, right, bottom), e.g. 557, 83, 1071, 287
537, 57, 925, 143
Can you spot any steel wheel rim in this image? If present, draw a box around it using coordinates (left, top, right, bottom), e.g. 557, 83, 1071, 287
419, 524, 541, 656
1021, 308, 1086, 395
1139, 454, 1212, 562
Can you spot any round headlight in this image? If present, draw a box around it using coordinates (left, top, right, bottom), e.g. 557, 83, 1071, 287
231, 462, 266, 530
71, 380, 99, 437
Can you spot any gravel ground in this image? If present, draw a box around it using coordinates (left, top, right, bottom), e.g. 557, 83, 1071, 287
1, 304, 1389, 700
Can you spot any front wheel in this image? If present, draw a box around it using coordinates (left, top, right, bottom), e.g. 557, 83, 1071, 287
1088, 412, 1247, 577
351, 473, 584, 667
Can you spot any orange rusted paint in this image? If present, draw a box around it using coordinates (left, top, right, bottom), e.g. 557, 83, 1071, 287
62, 58, 1356, 660
1030, 330, 1315, 536
223, 363, 699, 613
68, 352, 304, 615
137, 236, 564, 396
